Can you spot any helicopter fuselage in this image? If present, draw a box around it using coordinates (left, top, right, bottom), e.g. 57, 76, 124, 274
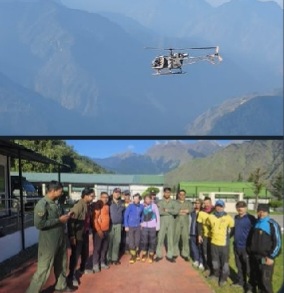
152, 53, 188, 73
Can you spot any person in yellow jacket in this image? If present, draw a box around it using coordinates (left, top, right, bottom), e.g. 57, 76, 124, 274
196, 196, 214, 273
206, 199, 234, 287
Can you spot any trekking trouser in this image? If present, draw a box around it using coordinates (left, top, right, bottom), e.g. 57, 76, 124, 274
68, 232, 89, 280
202, 236, 212, 272
190, 235, 203, 263
211, 243, 230, 283
234, 247, 251, 287
120, 228, 130, 253
128, 226, 141, 250
107, 224, 122, 262
140, 227, 157, 253
93, 231, 109, 266
249, 255, 274, 293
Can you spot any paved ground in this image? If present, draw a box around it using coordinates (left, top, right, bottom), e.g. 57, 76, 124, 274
0, 236, 213, 293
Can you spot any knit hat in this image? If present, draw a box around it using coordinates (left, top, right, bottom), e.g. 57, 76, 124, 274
257, 203, 269, 213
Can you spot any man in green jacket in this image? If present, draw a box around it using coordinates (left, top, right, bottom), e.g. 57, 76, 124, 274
173, 189, 192, 261
67, 187, 95, 287
155, 187, 179, 263
26, 181, 75, 293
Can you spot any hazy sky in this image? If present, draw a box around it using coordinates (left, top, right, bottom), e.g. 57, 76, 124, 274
206, 0, 283, 8
66, 140, 237, 159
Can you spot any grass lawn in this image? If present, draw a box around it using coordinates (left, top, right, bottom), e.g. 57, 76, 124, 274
192, 236, 284, 293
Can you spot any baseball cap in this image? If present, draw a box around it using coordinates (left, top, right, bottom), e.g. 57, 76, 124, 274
122, 190, 130, 195
113, 188, 121, 193
257, 203, 269, 213
215, 199, 225, 207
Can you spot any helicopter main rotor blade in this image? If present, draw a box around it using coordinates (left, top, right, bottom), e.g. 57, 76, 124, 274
182, 46, 218, 50
144, 47, 163, 50
145, 46, 219, 51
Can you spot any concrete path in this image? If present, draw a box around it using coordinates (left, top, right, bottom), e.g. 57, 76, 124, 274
0, 236, 213, 293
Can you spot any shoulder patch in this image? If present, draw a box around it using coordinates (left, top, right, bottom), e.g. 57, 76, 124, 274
37, 211, 46, 217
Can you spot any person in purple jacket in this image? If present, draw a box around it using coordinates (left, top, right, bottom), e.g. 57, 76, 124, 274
124, 193, 144, 264
140, 194, 160, 263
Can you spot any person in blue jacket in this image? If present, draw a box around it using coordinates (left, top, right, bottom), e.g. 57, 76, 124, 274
247, 204, 282, 293
124, 193, 144, 264
230, 201, 256, 291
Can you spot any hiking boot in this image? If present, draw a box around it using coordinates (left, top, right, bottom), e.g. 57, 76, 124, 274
192, 261, 199, 268
148, 253, 154, 264
166, 256, 176, 263
183, 256, 190, 262
198, 263, 205, 271
71, 276, 78, 287
92, 264, 100, 273
100, 263, 109, 270
141, 251, 147, 262
129, 255, 136, 264
155, 257, 163, 262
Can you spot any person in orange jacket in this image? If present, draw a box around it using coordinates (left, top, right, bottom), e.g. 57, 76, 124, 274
92, 192, 110, 273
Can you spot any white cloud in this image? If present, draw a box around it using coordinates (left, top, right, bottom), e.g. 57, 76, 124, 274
127, 145, 135, 151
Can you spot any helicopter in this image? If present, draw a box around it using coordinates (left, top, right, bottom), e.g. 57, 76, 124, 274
145, 46, 223, 75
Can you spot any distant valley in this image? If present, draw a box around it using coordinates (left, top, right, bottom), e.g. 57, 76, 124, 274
93, 141, 224, 174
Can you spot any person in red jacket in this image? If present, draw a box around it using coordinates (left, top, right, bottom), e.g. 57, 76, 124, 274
92, 192, 110, 273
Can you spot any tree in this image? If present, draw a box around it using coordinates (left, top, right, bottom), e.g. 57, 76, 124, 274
10, 140, 108, 174
141, 186, 160, 198
248, 168, 266, 210
269, 172, 284, 200
237, 172, 243, 182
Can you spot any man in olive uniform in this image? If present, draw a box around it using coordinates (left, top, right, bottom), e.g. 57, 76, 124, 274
155, 187, 179, 263
26, 181, 76, 293
173, 189, 192, 261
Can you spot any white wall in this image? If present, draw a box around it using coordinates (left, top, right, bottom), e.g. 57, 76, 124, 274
0, 227, 38, 263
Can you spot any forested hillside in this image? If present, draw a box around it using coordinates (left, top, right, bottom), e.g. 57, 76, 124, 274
11, 140, 108, 174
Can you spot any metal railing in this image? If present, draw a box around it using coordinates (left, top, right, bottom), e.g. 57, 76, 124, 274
0, 198, 35, 237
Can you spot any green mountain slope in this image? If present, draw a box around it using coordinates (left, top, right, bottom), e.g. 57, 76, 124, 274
11, 140, 108, 174
165, 140, 283, 185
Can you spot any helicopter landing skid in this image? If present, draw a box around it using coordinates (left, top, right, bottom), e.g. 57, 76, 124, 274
153, 71, 187, 76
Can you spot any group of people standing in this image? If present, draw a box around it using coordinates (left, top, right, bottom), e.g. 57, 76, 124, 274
189, 196, 282, 293
26, 181, 282, 293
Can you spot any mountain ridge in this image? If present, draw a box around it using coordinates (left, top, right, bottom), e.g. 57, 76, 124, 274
93, 141, 224, 174
165, 140, 283, 186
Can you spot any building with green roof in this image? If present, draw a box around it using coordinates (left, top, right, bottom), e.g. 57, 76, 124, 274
10, 172, 165, 200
